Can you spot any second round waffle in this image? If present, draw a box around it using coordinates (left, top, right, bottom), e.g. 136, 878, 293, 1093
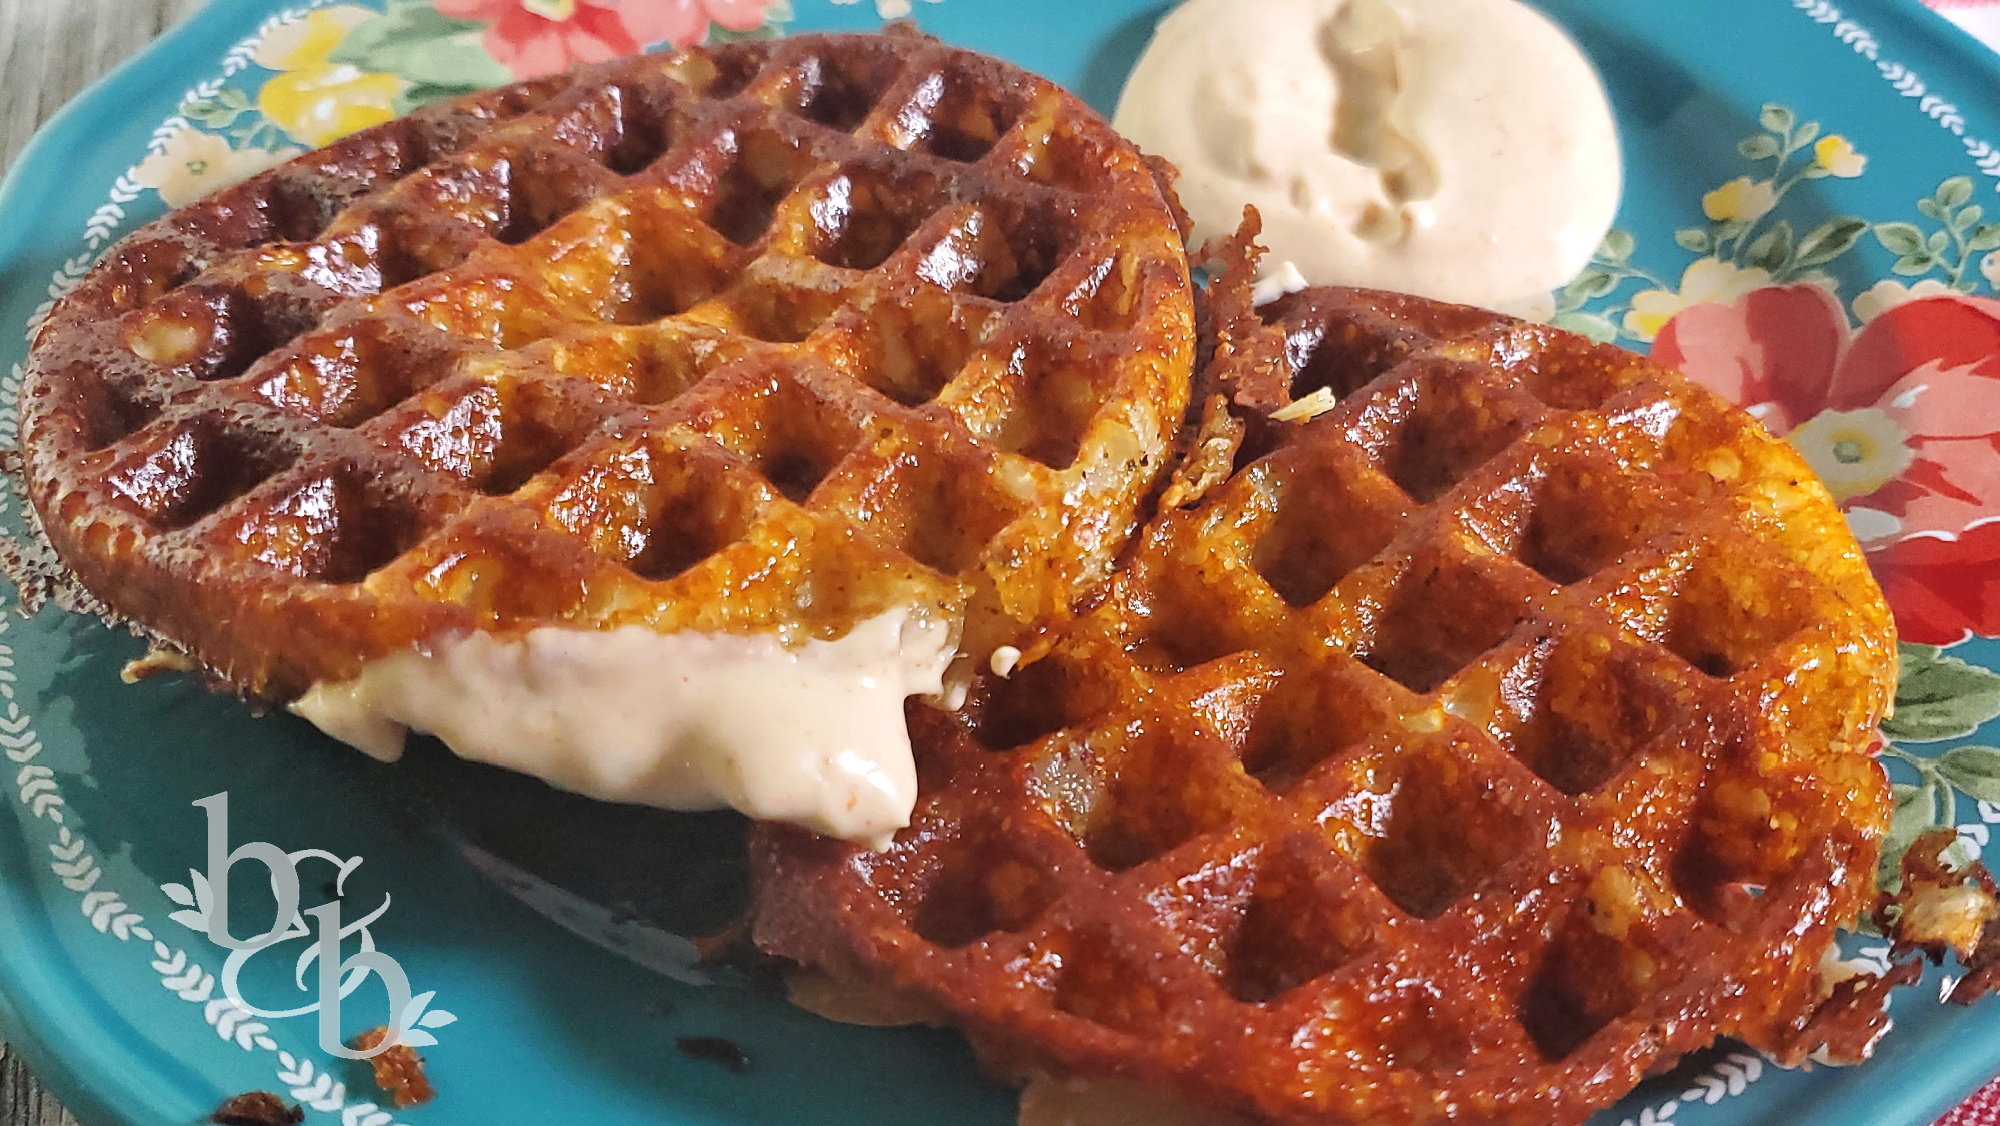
753, 274, 1899, 1124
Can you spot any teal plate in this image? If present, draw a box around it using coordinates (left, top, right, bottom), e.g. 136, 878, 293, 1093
4, 1, 2000, 1124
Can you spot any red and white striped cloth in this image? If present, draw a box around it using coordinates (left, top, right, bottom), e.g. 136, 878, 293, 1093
1904, 0, 1994, 1085
1893, 16, 1998, 1126
1939, 1074, 2000, 1126
1906, 4, 1995, 1082
1908, 4, 1996, 1091
1930, 0, 2000, 51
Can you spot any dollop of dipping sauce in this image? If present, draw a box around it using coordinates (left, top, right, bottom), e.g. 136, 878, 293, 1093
1114, 0, 1621, 313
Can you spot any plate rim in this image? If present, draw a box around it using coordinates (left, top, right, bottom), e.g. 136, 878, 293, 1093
1, 2, 1999, 1125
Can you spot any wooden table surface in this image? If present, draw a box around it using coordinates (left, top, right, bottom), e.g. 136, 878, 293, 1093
0, 3, 203, 1117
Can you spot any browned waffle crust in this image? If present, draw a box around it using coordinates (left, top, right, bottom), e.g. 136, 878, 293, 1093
18, 29, 1193, 699
753, 284, 1899, 1125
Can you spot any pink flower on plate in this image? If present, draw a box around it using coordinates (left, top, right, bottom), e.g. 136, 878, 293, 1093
1654, 285, 2000, 644
436, 0, 774, 80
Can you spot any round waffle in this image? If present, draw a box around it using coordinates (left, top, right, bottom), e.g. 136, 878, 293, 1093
18, 29, 1194, 701
752, 263, 1899, 1123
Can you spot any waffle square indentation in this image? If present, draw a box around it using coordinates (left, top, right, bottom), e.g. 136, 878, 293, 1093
1370, 365, 1540, 505
543, 436, 767, 583
222, 468, 432, 584
778, 45, 905, 133
1441, 633, 1691, 795
1250, 449, 1407, 609
1220, 837, 1387, 1003
909, 823, 1062, 948
1035, 718, 1246, 873
887, 66, 1025, 163
104, 418, 297, 531
1315, 736, 1538, 920
1241, 655, 1400, 792
1353, 548, 1529, 695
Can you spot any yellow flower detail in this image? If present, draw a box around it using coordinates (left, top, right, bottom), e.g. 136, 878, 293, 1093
1787, 408, 1913, 502
252, 7, 405, 149
1620, 258, 1773, 342
1702, 177, 1779, 224
523, 0, 579, 17
132, 128, 303, 207
252, 7, 369, 69
1813, 134, 1868, 178
1851, 277, 1952, 324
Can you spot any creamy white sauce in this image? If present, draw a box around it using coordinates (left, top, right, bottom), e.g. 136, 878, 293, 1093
989, 645, 1023, 678
290, 609, 954, 848
1114, 0, 1621, 311
1250, 260, 1311, 306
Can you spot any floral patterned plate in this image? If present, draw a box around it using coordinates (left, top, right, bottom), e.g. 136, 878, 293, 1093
2, 2, 1999, 1125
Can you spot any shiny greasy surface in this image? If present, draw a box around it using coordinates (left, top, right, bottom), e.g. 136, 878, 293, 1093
17, 29, 1193, 699
753, 280, 1899, 1125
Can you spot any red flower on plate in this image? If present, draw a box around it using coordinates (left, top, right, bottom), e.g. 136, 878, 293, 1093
436, 0, 774, 80
1654, 285, 2000, 645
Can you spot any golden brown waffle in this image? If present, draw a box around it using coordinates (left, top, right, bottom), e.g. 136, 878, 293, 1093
753, 268, 1900, 1124
18, 29, 1193, 699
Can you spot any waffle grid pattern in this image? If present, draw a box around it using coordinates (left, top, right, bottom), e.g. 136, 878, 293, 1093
20, 30, 1194, 698
754, 288, 1899, 1126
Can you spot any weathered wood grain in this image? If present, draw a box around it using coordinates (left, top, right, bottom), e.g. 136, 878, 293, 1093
1, 5, 203, 1119
0, 1042, 78, 1126
0, 0, 205, 173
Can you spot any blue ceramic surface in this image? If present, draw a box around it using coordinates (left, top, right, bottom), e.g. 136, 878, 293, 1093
1, 2, 1998, 1125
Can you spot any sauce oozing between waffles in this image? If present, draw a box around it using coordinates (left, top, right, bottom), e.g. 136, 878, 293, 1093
289, 610, 953, 848
1114, 0, 1621, 314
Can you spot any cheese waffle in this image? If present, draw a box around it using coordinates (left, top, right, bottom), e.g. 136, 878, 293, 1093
753, 256, 1900, 1123
18, 28, 1193, 701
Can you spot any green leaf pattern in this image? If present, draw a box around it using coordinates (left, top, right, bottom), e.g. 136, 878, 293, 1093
177, 86, 291, 153
1532, 103, 2000, 909
1877, 643, 2000, 892
142, 0, 797, 194
1881, 644, 2000, 742
126, 19, 2000, 907
1566, 102, 2000, 343
1865, 176, 1995, 291
327, 0, 513, 113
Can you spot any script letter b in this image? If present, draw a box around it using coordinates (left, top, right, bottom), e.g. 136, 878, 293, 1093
306, 900, 415, 1060
193, 792, 301, 952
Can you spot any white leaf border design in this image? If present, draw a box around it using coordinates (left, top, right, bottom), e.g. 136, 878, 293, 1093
1792, 0, 1996, 173
3, 11, 424, 1123
1617, 5, 2000, 1122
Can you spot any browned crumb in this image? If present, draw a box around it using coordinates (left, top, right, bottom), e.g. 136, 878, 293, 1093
1775, 829, 2000, 1063
1964, 915, 2000, 1002
691, 918, 750, 963
1158, 394, 1244, 510
677, 1035, 750, 1073
211, 1091, 303, 1126
120, 645, 196, 683
1878, 828, 2000, 1004
1781, 956, 1923, 1064
1195, 208, 1283, 413
353, 1027, 437, 1108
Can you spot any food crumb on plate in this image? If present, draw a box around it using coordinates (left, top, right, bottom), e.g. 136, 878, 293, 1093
353, 1027, 437, 1108
677, 1035, 751, 1073
210, 1091, 303, 1126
